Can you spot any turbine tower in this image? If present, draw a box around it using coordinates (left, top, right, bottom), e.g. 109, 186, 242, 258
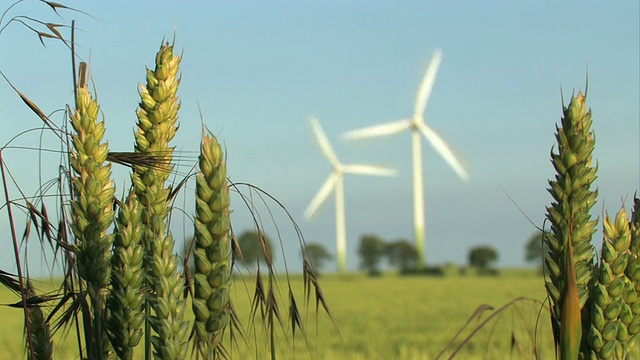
304, 118, 396, 273
343, 50, 469, 267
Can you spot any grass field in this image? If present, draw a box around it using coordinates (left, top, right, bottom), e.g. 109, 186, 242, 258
0, 269, 555, 359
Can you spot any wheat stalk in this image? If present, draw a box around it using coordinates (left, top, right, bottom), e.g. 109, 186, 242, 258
107, 192, 145, 359
192, 128, 231, 357
132, 40, 188, 360
544, 91, 597, 359
69, 63, 116, 359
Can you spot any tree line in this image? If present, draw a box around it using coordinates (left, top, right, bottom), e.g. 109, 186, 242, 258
186, 229, 550, 275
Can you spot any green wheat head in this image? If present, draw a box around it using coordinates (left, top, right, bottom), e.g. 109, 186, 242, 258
70, 77, 116, 299
545, 91, 597, 359
132, 41, 188, 359
69, 72, 116, 358
587, 204, 639, 359
628, 198, 640, 351
25, 282, 53, 360
545, 91, 640, 359
107, 192, 145, 360
192, 128, 232, 357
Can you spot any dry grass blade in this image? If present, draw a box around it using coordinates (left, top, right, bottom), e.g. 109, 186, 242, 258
47, 292, 77, 335
302, 257, 336, 329
231, 231, 247, 268
5, 293, 60, 308
0, 152, 37, 359
35, 28, 57, 45
2, 18, 69, 48
0, 70, 63, 141
44, 22, 63, 40
107, 151, 175, 170
0, 269, 23, 294
39, 202, 52, 245
41, 0, 93, 18
288, 289, 305, 339
0, 1, 76, 138
436, 297, 542, 360
510, 331, 527, 359
435, 304, 494, 360
42, 1, 69, 12
250, 269, 267, 322
227, 181, 338, 358
231, 182, 335, 298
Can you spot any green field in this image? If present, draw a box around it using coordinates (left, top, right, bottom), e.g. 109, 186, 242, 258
0, 269, 555, 359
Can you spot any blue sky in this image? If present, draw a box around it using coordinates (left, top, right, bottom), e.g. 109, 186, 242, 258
1, 1, 638, 274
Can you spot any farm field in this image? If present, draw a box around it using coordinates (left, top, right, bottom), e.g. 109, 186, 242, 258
0, 269, 555, 359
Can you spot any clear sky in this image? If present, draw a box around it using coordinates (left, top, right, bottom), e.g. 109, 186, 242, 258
1, 1, 638, 274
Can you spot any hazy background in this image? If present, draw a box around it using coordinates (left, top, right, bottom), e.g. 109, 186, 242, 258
1, 1, 638, 275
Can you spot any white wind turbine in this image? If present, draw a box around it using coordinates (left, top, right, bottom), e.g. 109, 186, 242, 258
304, 117, 396, 274
343, 50, 469, 267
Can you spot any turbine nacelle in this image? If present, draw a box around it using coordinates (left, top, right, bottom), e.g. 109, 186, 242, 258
409, 117, 422, 130
305, 118, 397, 219
343, 50, 468, 182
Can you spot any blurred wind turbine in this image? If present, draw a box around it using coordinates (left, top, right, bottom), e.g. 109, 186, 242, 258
304, 117, 396, 274
343, 50, 469, 267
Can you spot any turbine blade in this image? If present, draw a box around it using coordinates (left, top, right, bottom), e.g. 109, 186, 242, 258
310, 117, 340, 167
343, 119, 412, 140
304, 173, 338, 219
415, 50, 443, 118
342, 164, 397, 177
418, 123, 470, 181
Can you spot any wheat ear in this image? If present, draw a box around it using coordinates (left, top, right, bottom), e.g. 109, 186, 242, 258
544, 91, 597, 359
132, 41, 188, 359
587, 205, 637, 359
621, 198, 639, 355
25, 282, 53, 360
107, 192, 145, 359
69, 68, 116, 359
192, 128, 231, 356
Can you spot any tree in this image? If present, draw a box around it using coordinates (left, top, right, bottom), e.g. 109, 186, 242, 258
358, 235, 386, 275
385, 239, 419, 272
468, 245, 499, 269
525, 230, 550, 265
237, 230, 274, 267
302, 242, 332, 274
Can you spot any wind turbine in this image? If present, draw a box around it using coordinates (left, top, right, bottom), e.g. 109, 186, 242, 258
304, 117, 396, 274
343, 50, 469, 268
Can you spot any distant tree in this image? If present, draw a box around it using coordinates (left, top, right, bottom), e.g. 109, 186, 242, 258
358, 235, 386, 276
237, 230, 274, 267
302, 242, 332, 274
385, 239, 419, 272
468, 245, 499, 270
525, 230, 550, 264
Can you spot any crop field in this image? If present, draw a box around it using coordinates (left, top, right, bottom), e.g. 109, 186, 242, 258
0, 270, 555, 359
1, 5, 637, 359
